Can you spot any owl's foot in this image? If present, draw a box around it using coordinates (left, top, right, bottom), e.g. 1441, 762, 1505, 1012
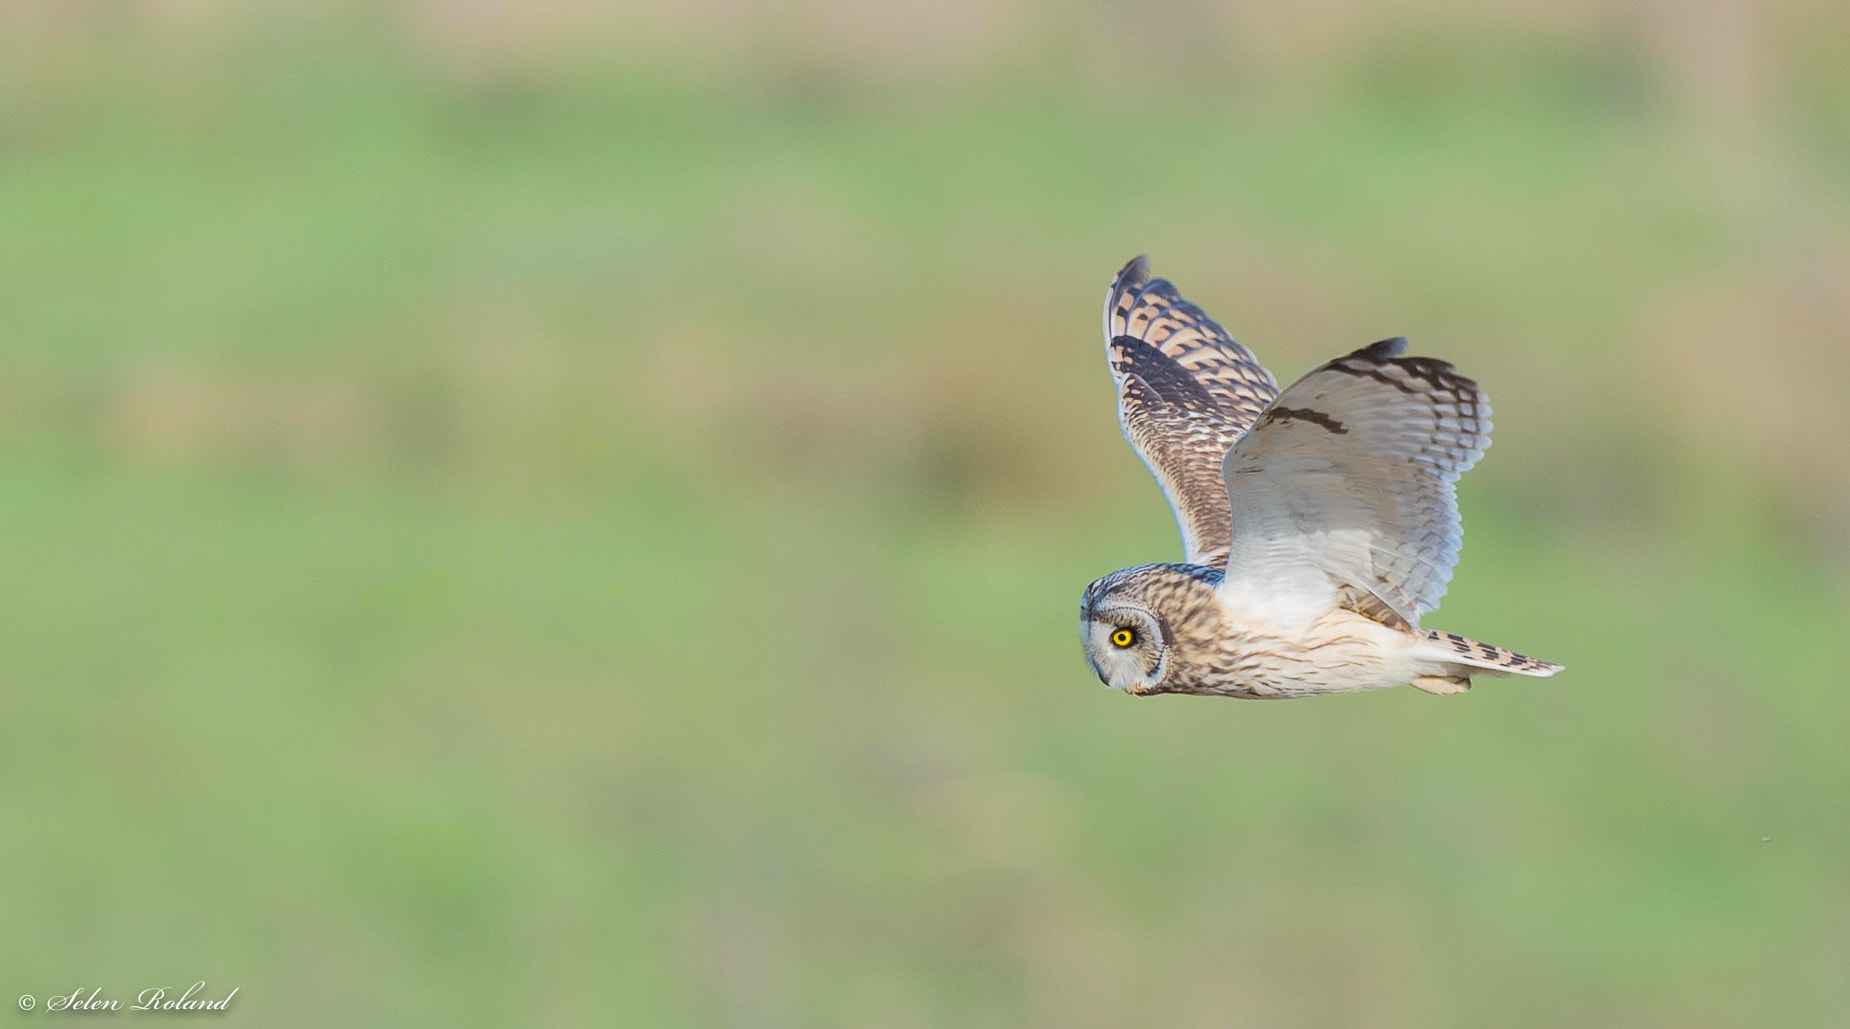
1411, 675, 1472, 696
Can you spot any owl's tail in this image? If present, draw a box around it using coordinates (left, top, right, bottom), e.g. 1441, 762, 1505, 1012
1419, 629, 1563, 678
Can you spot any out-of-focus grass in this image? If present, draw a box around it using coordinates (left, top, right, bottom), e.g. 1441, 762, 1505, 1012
2, 3, 1848, 1026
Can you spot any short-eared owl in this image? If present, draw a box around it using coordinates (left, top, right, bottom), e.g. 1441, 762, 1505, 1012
1081, 257, 1562, 699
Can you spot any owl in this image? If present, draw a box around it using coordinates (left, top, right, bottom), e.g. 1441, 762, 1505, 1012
1080, 257, 1562, 698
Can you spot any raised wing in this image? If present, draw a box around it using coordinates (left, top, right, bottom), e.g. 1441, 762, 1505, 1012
1217, 338, 1490, 628
1103, 256, 1278, 565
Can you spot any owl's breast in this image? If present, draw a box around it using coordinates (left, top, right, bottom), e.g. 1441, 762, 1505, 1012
1183, 607, 1422, 698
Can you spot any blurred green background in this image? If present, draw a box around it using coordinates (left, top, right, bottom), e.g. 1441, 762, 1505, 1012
3, 1, 1848, 1025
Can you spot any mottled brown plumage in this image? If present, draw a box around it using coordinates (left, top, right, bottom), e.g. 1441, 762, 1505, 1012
1104, 256, 1278, 566
1081, 257, 1562, 699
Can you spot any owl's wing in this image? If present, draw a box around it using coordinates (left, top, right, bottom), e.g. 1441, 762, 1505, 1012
1103, 256, 1279, 565
1217, 337, 1490, 629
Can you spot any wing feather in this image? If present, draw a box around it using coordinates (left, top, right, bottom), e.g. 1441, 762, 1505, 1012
1217, 338, 1490, 628
1103, 256, 1278, 565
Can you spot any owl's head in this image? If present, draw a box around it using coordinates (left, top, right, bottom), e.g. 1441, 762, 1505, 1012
1080, 563, 1216, 694
1080, 602, 1168, 693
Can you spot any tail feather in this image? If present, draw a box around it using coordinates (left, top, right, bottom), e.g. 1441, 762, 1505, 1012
1422, 629, 1562, 678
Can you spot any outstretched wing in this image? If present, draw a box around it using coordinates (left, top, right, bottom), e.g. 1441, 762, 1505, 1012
1103, 256, 1278, 565
1217, 338, 1490, 628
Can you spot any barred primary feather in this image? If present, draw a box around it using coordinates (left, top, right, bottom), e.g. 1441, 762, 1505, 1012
1102, 256, 1277, 565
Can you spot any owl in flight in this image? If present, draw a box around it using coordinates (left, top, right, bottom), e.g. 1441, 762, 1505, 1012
1080, 257, 1561, 698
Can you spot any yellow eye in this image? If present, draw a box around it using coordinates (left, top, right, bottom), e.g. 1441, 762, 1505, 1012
1111, 628, 1135, 648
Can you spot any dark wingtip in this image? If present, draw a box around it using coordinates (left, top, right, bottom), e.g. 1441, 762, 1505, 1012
1363, 336, 1409, 359
1104, 256, 1152, 338
1114, 255, 1150, 291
